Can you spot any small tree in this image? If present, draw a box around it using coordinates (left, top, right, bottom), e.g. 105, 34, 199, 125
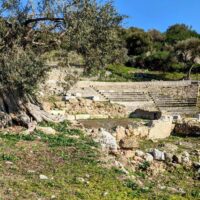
175, 38, 200, 79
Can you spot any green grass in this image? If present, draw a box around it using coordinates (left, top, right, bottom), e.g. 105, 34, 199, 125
97, 64, 200, 82
0, 122, 134, 200
0, 122, 199, 199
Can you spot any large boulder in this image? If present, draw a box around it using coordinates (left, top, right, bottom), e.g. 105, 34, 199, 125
119, 137, 139, 150
94, 128, 118, 152
148, 119, 175, 139
149, 149, 165, 161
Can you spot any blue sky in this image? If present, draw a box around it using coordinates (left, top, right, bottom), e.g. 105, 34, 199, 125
113, 0, 200, 33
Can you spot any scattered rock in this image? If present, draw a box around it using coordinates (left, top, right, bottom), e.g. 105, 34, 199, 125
193, 162, 200, 169
27, 170, 36, 174
119, 138, 139, 150
36, 126, 56, 135
51, 195, 56, 199
5, 161, 13, 165
76, 177, 85, 183
181, 151, 191, 165
149, 149, 165, 161
102, 191, 109, 197
39, 174, 48, 180
94, 129, 118, 152
173, 154, 182, 164
144, 153, 154, 163
167, 187, 186, 195
135, 150, 145, 157
164, 152, 173, 163
114, 161, 129, 174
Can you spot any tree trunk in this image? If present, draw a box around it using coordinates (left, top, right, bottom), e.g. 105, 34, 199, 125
0, 89, 63, 128
187, 65, 195, 80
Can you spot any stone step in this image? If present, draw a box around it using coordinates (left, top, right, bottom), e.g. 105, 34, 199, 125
156, 104, 196, 108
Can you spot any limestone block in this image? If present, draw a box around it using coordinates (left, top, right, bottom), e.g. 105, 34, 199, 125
90, 114, 109, 119
119, 137, 139, 150
75, 114, 91, 120
148, 119, 175, 139
65, 115, 76, 121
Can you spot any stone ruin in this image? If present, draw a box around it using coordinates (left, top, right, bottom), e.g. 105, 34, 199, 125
67, 80, 200, 118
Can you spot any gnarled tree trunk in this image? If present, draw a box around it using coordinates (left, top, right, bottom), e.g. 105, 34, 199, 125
0, 89, 63, 128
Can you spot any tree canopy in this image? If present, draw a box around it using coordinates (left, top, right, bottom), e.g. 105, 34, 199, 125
0, 0, 124, 94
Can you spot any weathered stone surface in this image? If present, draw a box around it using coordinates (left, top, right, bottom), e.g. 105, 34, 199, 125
75, 114, 91, 120
148, 119, 175, 139
119, 138, 139, 150
144, 153, 154, 163
135, 150, 145, 157
62, 98, 127, 118
181, 151, 191, 165
36, 126, 56, 135
94, 129, 118, 152
65, 115, 76, 121
132, 125, 149, 138
174, 119, 200, 137
149, 149, 165, 161
90, 114, 109, 119
115, 126, 126, 142
165, 153, 173, 163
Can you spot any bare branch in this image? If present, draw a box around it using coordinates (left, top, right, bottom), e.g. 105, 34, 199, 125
23, 17, 65, 26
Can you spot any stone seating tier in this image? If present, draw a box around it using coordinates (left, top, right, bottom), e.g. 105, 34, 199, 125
68, 81, 200, 116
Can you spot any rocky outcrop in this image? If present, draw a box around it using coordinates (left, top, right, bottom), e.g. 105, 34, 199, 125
174, 119, 200, 137
114, 118, 175, 141
52, 98, 127, 118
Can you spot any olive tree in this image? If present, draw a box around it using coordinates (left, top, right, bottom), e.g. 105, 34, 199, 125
0, 0, 124, 127
175, 38, 200, 79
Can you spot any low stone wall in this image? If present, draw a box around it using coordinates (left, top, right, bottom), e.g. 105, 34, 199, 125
75, 80, 195, 88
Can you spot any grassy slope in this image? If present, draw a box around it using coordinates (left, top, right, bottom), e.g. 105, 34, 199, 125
0, 122, 133, 200
0, 121, 199, 200
97, 64, 200, 82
